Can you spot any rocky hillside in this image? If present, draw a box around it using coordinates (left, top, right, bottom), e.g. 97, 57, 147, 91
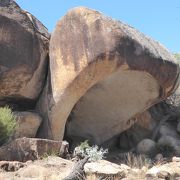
0, 1, 180, 179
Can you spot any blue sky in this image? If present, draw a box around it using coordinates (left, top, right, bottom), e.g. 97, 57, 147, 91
16, 0, 180, 52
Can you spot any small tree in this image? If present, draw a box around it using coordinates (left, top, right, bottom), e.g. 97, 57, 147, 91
0, 107, 16, 145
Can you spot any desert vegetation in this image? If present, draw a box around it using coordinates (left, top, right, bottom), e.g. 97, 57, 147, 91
0, 107, 16, 146
73, 140, 108, 162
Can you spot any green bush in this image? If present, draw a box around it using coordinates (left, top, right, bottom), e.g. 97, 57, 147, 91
0, 107, 16, 145
74, 140, 108, 162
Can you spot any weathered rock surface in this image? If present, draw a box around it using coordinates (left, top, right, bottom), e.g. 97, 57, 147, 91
37, 7, 179, 145
85, 160, 129, 179
146, 162, 180, 179
0, 1, 49, 109
0, 156, 73, 180
0, 158, 129, 180
0, 138, 62, 162
13, 111, 42, 138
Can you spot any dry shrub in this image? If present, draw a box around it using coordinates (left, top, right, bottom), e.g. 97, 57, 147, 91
125, 152, 152, 169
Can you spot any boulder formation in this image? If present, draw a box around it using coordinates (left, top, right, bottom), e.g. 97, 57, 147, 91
0, 3, 179, 175
37, 7, 179, 145
0, 1, 49, 110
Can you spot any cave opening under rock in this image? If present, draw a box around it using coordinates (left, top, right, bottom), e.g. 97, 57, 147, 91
64, 69, 160, 149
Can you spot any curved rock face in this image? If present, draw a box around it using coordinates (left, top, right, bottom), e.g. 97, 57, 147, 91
0, 2, 49, 108
37, 7, 179, 144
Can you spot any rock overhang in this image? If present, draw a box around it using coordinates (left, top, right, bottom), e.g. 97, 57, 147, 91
37, 7, 180, 145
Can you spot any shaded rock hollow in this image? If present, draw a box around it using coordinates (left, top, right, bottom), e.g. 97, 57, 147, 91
37, 7, 179, 145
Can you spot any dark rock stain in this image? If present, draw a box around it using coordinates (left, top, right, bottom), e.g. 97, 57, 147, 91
54, 12, 108, 72
0, 15, 40, 71
113, 36, 178, 92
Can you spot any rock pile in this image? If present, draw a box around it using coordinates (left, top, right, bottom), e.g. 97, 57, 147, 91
0, 156, 179, 179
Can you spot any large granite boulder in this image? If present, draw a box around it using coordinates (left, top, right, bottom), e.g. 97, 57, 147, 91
0, 1, 49, 109
37, 7, 179, 145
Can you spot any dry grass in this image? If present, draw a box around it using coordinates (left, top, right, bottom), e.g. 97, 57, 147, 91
124, 152, 152, 169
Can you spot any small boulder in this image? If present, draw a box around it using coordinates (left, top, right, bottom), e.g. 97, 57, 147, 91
154, 153, 163, 162
136, 139, 156, 156
157, 135, 180, 156
0, 156, 74, 179
13, 111, 42, 138
0, 138, 62, 162
84, 160, 128, 179
172, 156, 180, 162
157, 135, 177, 147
